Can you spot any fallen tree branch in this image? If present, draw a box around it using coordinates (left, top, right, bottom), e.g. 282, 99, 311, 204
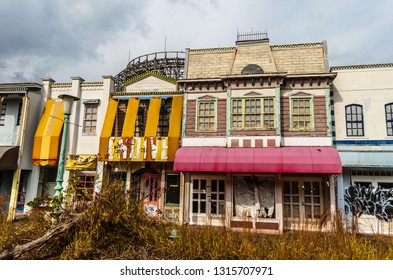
0, 213, 83, 260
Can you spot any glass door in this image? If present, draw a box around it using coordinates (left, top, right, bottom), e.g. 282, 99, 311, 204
283, 178, 322, 226
191, 176, 225, 225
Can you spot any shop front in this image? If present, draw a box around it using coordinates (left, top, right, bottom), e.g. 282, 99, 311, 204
174, 146, 342, 233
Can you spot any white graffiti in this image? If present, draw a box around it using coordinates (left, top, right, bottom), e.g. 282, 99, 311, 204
344, 184, 393, 222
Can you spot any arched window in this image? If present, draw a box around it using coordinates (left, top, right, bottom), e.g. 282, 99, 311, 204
345, 104, 364, 136
385, 103, 393, 136
241, 64, 263, 74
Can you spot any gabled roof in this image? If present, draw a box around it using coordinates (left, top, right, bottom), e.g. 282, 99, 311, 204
123, 71, 177, 87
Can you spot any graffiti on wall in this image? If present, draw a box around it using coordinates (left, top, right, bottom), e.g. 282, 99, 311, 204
344, 184, 393, 222
107, 136, 169, 161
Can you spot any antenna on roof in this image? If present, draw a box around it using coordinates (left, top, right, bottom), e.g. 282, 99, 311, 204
128, 49, 131, 63
164, 36, 167, 52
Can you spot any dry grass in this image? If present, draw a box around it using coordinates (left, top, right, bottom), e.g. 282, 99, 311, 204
1, 184, 393, 260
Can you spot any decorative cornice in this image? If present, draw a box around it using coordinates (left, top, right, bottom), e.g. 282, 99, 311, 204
188, 47, 236, 53
123, 71, 177, 87
52, 83, 72, 87
330, 63, 393, 71
0, 87, 27, 92
82, 82, 103, 86
187, 42, 323, 54
112, 91, 184, 97
271, 42, 323, 49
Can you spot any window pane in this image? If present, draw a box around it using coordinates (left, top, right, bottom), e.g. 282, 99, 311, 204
193, 180, 199, 190
200, 201, 206, 213
346, 104, 364, 136
233, 176, 275, 218
292, 205, 300, 218
83, 103, 98, 134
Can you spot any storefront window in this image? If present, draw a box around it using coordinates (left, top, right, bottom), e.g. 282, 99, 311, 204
233, 176, 275, 219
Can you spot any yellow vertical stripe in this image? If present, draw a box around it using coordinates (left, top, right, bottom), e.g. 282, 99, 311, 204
144, 97, 161, 137
167, 96, 183, 161
122, 98, 140, 138
168, 96, 183, 137
99, 99, 118, 159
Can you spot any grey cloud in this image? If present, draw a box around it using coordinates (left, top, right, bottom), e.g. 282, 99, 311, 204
0, 0, 151, 82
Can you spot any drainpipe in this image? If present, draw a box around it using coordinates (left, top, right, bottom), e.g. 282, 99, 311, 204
7, 94, 30, 221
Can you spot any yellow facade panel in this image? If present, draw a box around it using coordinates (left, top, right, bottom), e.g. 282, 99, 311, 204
144, 97, 161, 137
98, 99, 118, 160
122, 98, 140, 138
168, 96, 183, 160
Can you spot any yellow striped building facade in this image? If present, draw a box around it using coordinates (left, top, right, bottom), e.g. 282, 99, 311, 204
30, 73, 184, 221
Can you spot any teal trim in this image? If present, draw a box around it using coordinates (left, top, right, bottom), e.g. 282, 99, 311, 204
227, 88, 231, 136
325, 88, 332, 136
275, 87, 281, 135
181, 92, 188, 138
334, 140, 393, 145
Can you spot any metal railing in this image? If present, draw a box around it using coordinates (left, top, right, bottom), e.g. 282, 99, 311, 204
237, 30, 268, 42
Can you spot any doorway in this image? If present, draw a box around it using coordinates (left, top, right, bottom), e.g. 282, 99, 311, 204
190, 175, 225, 226
283, 178, 323, 228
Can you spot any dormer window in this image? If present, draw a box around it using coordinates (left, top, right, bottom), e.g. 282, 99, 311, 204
241, 64, 263, 75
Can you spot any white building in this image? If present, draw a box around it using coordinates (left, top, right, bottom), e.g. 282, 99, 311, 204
0, 83, 43, 220
332, 63, 393, 234
30, 77, 112, 209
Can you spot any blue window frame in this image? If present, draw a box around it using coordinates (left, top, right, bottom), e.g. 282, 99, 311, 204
16, 101, 22, 126
0, 103, 6, 126
345, 104, 364, 136
385, 103, 393, 136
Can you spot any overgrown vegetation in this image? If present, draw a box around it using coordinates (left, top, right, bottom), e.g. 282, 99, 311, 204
1, 183, 393, 260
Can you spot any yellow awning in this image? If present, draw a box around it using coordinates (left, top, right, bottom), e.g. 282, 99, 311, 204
66, 155, 97, 171
98, 98, 118, 160
32, 99, 64, 166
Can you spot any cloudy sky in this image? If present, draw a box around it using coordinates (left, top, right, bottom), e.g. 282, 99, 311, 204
1, 0, 393, 83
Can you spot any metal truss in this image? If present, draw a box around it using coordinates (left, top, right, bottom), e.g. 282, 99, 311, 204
114, 51, 185, 92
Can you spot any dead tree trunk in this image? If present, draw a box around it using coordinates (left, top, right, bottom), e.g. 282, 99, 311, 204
0, 213, 82, 260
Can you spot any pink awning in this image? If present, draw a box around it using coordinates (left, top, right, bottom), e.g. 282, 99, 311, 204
174, 147, 342, 174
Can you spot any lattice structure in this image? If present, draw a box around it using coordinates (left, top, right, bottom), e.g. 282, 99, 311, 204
114, 51, 185, 92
